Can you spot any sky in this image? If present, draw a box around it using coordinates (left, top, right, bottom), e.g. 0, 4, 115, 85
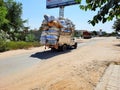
15, 0, 115, 33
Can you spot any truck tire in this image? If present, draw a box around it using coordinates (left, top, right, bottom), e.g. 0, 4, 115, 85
58, 44, 67, 51
62, 44, 67, 51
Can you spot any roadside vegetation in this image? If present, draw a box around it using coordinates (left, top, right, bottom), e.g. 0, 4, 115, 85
0, 28, 42, 52
0, 41, 41, 52
0, 0, 41, 52
0, 29, 41, 52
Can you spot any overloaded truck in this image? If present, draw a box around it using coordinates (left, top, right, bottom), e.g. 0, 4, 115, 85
40, 15, 77, 51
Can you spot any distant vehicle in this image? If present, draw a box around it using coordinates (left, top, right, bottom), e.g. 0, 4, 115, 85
83, 31, 92, 39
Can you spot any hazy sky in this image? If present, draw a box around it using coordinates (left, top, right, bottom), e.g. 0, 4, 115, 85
16, 0, 115, 33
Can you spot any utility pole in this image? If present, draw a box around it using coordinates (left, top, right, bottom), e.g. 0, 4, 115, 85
59, 6, 64, 18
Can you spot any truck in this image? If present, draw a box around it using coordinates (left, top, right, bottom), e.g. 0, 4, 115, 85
40, 15, 77, 51
83, 31, 92, 39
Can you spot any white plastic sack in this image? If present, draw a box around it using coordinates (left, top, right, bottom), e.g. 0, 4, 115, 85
42, 20, 48, 24
40, 36, 46, 44
47, 29, 59, 35
47, 40, 57, 45
44, 14, 50, 22
63, 29, 71, 33
58, 20, 67, 28
41, 31, 48, 36
46, 35, 58, 40
49, 27, 59, 31
48, 16, 56, 22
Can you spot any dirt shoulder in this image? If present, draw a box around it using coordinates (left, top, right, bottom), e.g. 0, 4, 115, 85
0, 37, 120, 90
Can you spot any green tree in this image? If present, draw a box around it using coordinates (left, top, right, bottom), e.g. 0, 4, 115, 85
1, 0, 27, 41
2, 0, 26, 32
113, 19, 120, 31
91, 31, 98, 36
76, 0, 120, 26
74, 30, 81, 37
0, 0, 8, 28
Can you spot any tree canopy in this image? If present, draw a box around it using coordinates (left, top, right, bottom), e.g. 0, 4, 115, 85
0, 0, 27, 32
113, 19, 120, 31
76, 0, 120, 26
3, 0, 26, 31
0, 0, 8, 27
0, 0, 27, 41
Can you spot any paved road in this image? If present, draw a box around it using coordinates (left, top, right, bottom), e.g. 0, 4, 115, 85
0, 37, 105, 78
0, 52, 40, 77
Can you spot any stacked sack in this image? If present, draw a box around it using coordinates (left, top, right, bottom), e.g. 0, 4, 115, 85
40, 15, 61, 45
40, 15, 75, 45
58, 18, 75, 35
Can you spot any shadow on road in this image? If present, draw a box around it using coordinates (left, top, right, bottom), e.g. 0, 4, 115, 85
114, 44, 120, 47
30, 50, 71, 60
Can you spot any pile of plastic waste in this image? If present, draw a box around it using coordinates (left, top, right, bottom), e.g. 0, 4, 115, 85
40, 15, 75, 45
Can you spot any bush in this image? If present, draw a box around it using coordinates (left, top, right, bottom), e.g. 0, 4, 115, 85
0, 41, 41, 52
25, 33, 35, 42
0, 30, 10, 40
0, 30, 9, 52
6, 41, 26, 50
7, 41, 41, 50
0, 39, 7, 52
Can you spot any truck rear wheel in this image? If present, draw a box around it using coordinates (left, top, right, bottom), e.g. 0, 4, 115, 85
62, 45, 67, 51
58, 45, 67, 51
